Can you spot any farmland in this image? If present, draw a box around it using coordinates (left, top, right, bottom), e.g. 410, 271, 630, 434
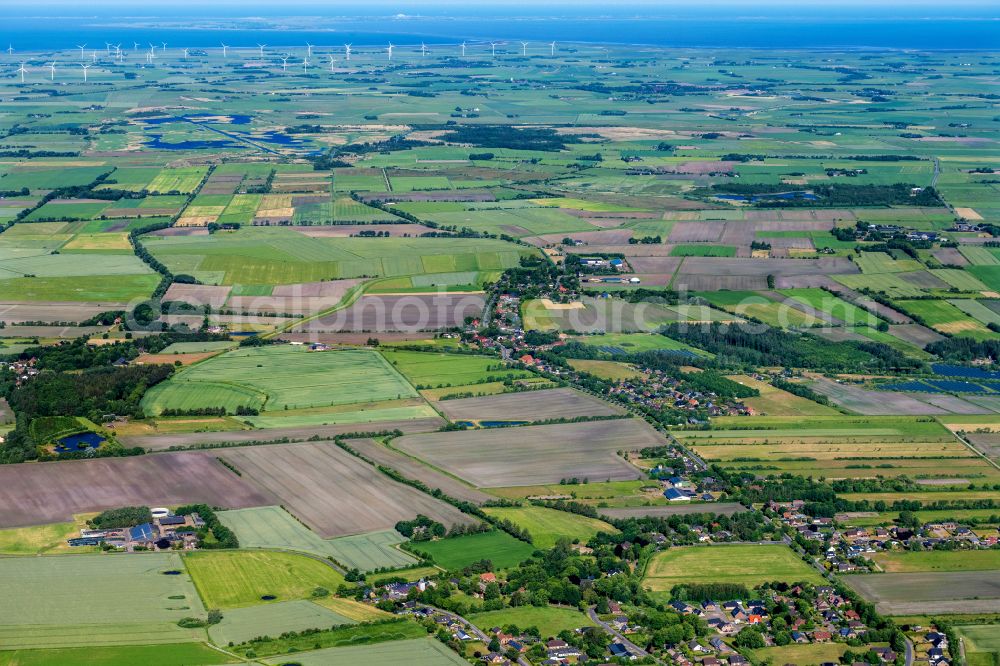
393, 420, 657, 487
0, 453, 271, 528
217, 505, 417, 570
481, 506, 617, 549
843, 571, 1000, 615
407, 530, 536, 570
142, 346, 417, 416
0, 553, 206, 649
207, 600, 354, 646
216, 442, 477, 538
1, 19, 1000, 666
184, 550, 346, 608
644, 545, 825, 591
260, 637, 469, 666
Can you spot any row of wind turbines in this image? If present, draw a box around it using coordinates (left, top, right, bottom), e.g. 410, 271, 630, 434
7, 39, 563, 82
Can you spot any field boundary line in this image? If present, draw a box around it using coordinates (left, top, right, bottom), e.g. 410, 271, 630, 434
950, 429, 1000, 473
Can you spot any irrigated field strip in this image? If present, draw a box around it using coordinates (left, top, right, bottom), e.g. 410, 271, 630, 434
218, 441, 478, 538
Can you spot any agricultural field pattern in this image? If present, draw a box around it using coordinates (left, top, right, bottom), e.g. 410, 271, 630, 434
1, 4, 1000, 666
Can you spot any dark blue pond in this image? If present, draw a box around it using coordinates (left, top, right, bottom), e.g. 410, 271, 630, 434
479, 420, 529, 428
145, 134, 241, 150
55, 432, 105, 454
142, 113, 252, 125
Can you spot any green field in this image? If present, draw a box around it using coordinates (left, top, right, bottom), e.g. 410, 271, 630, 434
481, 506, 617, 549
0, 644, 236, 666
468, 606, 595, 638
957, 625, 1000, 664
218, 506, 417, 571
260, 637, 467, 665
183, 551, 346, 609
142, 346, 417, 415
323, 530, 420, 572
0, 553, 206, 649
644, 545, 824, 590
232, 618, 426, 658
407, 530, 536, 571
381, 350, 531, 388
0, 519, 81, 555
670, 244, 736, 257
749, 642, 849, 665
144, 228, 535, 285
207, 600, 355, 646
871, 550, 1000, 573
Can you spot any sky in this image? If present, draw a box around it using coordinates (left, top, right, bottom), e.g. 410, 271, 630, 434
8, 0, 1000, 6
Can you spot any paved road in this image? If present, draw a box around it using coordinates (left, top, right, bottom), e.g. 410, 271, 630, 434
904, 636, 914, 666
586, 606, 654, 660
931, 157, 941, 188
431, 606, 531, 666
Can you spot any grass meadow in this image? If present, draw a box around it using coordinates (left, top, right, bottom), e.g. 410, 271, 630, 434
644, 545, 824, 591
183, 551, 346, 609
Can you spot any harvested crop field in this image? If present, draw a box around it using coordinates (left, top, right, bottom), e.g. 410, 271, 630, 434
217, 441, 478, 538
121, 416, 444, 450
394, 419, 656, 487
434, 387, 623, 422
227, 279, 362, 315
809, 378, 948, 415
677, 256, 858, 277
598, 503, 747, 520
300, 293, 486, 332
0, 301, 124, 324
344, 438, 492, 504
162, 283, 232, 308
843, 571, 1000, 615
0, 453, 271, 528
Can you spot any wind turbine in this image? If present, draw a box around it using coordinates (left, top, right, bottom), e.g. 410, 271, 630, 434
549, 41, 556, 56
105, 42, 112, 54
328, 54, 336, 72
160, 42, 167, 54
77, 44, 87, 59
47, 62, 55, 80
521, 41, 529, 56
490, 41, 497, 58
221, 43, 229, 58
344, 44, 351, 61
280, 55, 289, 72
306, 42, 313, 58
148, 43, 157, 59
133, 41, 140, 51
6, 45, 14, 56
257, 43, 266, 57
81, 63, 91, 82
302, 57, 309, 73
91, 50, 98, 63
16, 62, 26, 84
460, 42, 466, 57
420, 42, 428, 57
182, 48, 189, 59
386, 43, 394, 62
